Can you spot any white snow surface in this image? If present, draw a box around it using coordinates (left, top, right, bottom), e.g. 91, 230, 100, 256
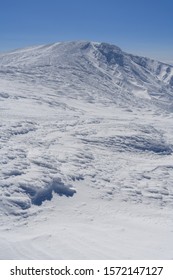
0, 41, 173, 259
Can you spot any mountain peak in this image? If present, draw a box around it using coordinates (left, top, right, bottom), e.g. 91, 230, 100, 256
94, 42, 123, 66
0, 40, 173, 105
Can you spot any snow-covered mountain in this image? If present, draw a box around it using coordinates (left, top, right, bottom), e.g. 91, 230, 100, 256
0, 41, 173, 106
0, 41, 173, 259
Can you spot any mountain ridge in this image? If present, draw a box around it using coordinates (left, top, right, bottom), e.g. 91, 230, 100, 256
0, 41, 173, 109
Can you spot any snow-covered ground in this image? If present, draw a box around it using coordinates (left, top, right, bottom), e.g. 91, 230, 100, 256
0, 41, 173, 259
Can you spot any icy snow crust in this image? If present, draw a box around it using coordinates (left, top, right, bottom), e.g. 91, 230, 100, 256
0, 41, 173, 259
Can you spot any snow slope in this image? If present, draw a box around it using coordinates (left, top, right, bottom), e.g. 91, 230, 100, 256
0, 41, 173, 259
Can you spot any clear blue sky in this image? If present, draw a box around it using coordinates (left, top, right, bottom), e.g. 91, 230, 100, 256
0, 0, 172, 61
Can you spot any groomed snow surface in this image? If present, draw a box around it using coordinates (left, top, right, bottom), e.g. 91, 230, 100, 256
0, 41, 173, 259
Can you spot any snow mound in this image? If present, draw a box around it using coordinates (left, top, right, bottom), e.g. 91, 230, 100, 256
0, 177, 76, 215
24, 177, 76, 206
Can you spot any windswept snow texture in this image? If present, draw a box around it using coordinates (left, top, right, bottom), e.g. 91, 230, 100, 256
0, 41, 173, 259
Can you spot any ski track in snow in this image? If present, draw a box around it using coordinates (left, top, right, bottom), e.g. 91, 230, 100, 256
0, 41, 173, 259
